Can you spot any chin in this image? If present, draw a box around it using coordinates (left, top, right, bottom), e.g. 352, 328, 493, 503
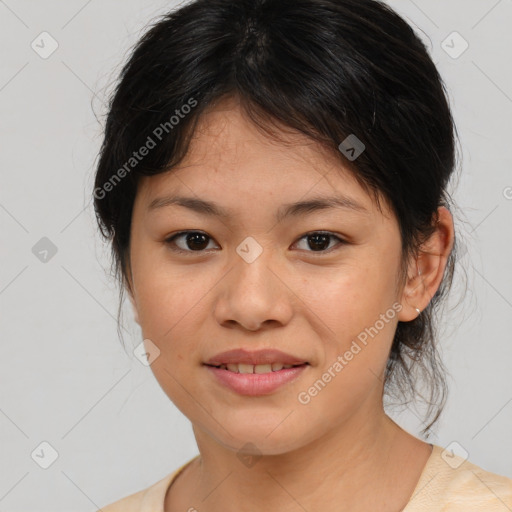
203, 421, 308, 457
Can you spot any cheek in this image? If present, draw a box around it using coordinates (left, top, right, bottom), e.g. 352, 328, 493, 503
138, 284, 204, 349
296, 270, 399, 416
295, 259, 400, 377
133, 248, 210, 327
132, 261, 222, 380
299, 261, 397, 330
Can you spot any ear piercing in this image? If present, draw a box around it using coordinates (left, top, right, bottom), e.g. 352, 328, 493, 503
415, 264, 422, 315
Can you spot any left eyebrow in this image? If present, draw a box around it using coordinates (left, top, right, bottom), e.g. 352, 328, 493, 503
146, 193, 369, 220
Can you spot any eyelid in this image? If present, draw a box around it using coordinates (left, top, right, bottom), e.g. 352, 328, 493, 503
164, 230, 347, 254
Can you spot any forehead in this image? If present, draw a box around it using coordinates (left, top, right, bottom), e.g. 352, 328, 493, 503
175, 97, 351, 179
135, 97, 389, 221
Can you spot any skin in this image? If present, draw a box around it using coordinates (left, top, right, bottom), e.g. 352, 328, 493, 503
126, 96, 454, 512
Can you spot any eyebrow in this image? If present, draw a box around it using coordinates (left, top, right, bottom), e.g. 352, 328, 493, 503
147, 193, 368, 221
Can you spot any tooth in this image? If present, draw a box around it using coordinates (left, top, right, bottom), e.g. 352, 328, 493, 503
223, 363, 297, 373
238, 364, 254, 374
255, 364, 272, 374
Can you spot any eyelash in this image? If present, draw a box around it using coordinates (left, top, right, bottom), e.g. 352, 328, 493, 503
164, 230, 347, 255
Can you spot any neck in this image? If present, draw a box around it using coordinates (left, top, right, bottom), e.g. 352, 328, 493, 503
167, 408, 431, 512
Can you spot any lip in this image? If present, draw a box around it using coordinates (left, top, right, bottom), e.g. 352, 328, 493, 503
205, 364, 309, 395
204, 348, 308, 366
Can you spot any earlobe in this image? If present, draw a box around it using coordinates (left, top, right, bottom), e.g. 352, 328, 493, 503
398, 206, 454, 322
398, 260, 425, 322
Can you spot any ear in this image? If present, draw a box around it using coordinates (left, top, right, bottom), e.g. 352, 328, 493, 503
398, 206, 454, 322
124, 263, 140, 326
128, 290, 140, 325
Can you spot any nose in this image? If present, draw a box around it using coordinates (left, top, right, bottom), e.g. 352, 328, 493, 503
212, 249, 294, 332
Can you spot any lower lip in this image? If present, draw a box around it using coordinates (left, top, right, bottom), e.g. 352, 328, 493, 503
204, 364, 308, 396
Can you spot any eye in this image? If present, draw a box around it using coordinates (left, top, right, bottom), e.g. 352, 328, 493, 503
293, 231, 346, 253
164, 230, 346, 255
164, 231, 219, 253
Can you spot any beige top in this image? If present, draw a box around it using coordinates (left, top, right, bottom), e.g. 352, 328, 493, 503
98, 444, 512, 511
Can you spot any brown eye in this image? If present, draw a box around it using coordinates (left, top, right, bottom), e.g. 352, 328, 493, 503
294, 232, 346, 253
165, 231, 218, 252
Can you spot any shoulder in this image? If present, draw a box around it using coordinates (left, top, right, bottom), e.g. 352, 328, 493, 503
407, 444, 512, 511
96, 472, 172, 512
99, 488, 145, 512
96, 455, 199, 512
441, 456, 512, 509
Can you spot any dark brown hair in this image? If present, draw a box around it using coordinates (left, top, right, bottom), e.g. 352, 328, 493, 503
93, 0, 462, 435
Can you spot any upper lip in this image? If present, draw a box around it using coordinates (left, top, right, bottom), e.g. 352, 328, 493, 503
204, 348, 309, 366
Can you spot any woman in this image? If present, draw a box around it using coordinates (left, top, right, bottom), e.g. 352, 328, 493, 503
93, 0, 512, 510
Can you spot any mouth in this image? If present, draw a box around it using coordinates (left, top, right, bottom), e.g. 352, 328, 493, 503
204, 362, 309, 373
203, 348, 310, 394
204, 348, 309, 369
204, 362, 310, 395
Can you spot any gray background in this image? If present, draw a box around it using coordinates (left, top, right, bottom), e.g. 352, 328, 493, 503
1, 0, 511, 510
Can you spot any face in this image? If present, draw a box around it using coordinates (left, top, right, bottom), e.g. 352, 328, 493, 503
127, 97, 411, 455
